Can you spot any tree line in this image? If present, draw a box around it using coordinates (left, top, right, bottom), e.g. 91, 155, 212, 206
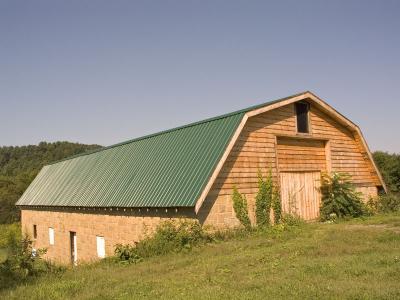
373, 151, 400, 195
0, 142, 101, 223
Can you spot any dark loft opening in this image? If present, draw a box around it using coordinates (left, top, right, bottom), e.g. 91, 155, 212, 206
296, 102, 310, 133
33, 224, 37, 239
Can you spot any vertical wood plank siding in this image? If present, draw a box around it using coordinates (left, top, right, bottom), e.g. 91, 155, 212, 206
280, 171, 322, 220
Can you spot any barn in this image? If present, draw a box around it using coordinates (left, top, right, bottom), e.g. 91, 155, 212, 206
16, 91, 385, 264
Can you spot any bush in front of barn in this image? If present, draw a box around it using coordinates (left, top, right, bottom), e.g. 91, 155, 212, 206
376, 194, 400, 212
319, 172, 367, 221
114, 220, 213, 264
367, 193, 400, 214
113, 218, 305, 264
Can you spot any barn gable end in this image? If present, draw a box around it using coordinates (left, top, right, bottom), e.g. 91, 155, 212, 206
197, 93, 383, 227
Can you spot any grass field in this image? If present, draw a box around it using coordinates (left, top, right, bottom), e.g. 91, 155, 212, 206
1, 214, 400, 300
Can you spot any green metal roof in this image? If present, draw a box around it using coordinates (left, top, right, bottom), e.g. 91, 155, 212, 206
16, 92, 307, 208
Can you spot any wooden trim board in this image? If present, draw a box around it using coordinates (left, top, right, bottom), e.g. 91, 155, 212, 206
194, 115, 249, 213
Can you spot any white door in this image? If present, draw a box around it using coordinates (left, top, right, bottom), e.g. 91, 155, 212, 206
49, 227, 55, 245
70, 232, 77, 265
280, 171, 321, 220
96, 236, 105, 258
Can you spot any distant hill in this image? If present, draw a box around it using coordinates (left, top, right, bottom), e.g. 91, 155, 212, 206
0, 142, 102, 223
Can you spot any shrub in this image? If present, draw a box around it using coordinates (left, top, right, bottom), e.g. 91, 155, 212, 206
377, 194, 400, 212
0, 231, 51, 282
367, 194, 400, 214
114, 244, 142, 264
232, 186, 251, 229
137, 220, 212, 256
365, 197, 379, 214
320, 172, 365, 221
255, 170, 273, 227
115, 220, 213, 264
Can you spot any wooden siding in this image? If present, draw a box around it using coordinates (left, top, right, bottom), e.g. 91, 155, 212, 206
200, 102, 381, 227
276, 137, 326, 172
310, 106, 380, 186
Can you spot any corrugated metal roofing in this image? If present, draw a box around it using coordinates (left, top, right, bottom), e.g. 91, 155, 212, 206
16, 92, 307, 208
17, 112, 245, 208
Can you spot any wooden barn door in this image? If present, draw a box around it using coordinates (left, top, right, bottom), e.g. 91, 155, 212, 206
280, 171, 321, 220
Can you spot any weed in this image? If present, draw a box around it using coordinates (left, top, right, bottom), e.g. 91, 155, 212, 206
232, 186, 251, 229
255, 169, 273, 227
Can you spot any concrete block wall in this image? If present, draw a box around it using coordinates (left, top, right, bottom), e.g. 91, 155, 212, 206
20, 199, 240, 264
21, 208, 196, 264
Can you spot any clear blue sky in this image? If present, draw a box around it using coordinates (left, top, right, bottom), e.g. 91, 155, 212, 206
1, 0, 399, 152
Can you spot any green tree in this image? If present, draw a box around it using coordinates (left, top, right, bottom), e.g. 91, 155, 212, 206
0, 142, 102, 223
373, 151, 400, 195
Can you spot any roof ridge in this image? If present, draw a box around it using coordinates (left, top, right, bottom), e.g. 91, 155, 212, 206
48, 91, 308, 165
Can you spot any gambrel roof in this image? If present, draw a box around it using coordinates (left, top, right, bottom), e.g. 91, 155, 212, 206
17, 91, 385, 210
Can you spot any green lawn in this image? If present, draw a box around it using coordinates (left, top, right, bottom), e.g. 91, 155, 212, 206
1, 214, 400, 300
